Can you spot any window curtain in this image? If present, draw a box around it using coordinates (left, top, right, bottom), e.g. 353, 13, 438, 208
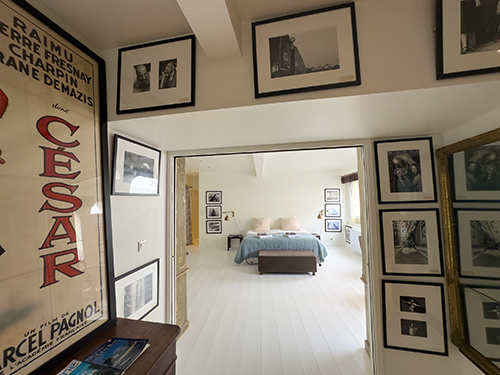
186, 185, 193, 246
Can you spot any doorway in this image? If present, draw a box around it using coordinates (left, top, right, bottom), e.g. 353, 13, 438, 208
170, 144, 373, 374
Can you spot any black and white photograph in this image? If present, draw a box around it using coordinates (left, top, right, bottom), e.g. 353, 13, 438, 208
436, 0, 500, 79
375, 137, 437, 203
383, 280, 448, 356
206, 220, 222, 234
325, 188, 340, 202
206, 191, 222, 204
325, 203, 341, 217
269, 28, 339, 79
387, 149, 422, 193
115, 259, 160, 320
117, 35, 195, 114
392, 219, 428, 265
133, 63, 151, 93
158, 58, 177, 89
380, 209, 443, 276
206, 205, 222, 219
325, 218, 342, 232
486, 327, 500, 345
252, 3, 360, 98
453, 143, 500, 200
401, 319, 428, 338
400, 296, 427, 314
112, 135, 161, 195
464, 286, 500, 360
484, 302, 500, 320
457, 209, 500, 279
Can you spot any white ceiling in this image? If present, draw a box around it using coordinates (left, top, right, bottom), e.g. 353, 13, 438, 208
184, 147, 359, 174
25, 0, 500, 154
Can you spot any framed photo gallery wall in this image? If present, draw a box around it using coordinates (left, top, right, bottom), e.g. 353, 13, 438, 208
383, 281, 448, 356
436, 0, 500, 79
117, 34, 195, 114
375, 137, 437, 204
112, 135, 161, 196
206, 191, 222, 234
0, 0, 116, 374
252, 2, 361, 98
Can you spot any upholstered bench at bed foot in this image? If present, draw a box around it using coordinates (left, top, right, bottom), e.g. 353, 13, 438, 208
258, 250, 317, 275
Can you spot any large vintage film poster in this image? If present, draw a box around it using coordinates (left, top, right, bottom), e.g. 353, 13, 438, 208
0, 1, 115, 374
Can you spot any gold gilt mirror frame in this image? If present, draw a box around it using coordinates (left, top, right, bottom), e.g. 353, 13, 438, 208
437, 128, 500, 375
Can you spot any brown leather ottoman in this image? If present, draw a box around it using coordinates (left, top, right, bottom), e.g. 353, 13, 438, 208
258, 250, 317, 275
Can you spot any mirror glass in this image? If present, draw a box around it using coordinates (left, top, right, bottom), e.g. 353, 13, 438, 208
437, 129, 500, 374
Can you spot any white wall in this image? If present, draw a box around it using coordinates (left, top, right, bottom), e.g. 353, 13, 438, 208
108, 130, 167, 323
198, 168, 349, 248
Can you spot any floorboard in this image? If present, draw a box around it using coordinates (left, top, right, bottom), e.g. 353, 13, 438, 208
177, 244, 373, 375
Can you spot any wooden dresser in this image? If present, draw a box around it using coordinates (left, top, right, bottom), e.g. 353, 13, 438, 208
45, 318, 180, 375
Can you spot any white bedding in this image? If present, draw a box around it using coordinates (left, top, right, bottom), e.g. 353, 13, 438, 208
245, 229, 310, 235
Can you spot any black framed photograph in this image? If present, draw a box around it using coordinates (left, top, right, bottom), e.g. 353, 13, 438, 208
463, 286, 500, 361
453, 143, 500, 201
112, 135, 161, 196
380, 209, 443, 276
206, 205, 222, 219
252, 3, 360, 98
436, 0, 500, 80
383, 280, 448, 356
116, 34, 195, 114
325, 218, 342, 232
0, 1, 116, 373
206, 190, 222, 204
456, 209, 500, 279
325, 188, 340, 202
325, 203, 341, 217
206, 220, 222, 234
375, 137, 437, 204
115, 259, 159, 320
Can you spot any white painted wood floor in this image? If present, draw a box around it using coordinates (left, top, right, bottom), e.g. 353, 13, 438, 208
176, 244, 373, 375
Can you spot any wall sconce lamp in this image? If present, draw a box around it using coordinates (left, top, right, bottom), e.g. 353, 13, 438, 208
223, 211, 235, 221
317, 209, 324, 219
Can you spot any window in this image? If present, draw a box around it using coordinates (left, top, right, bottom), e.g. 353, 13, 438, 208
350, 180, 360, 224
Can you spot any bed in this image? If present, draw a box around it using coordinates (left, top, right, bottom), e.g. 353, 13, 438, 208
234, 229, 328, 264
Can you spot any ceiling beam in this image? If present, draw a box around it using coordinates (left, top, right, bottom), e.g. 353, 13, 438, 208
176, 0, 242, 61
253, 154, 265, 178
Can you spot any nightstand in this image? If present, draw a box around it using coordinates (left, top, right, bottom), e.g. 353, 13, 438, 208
227, 234, 243, 251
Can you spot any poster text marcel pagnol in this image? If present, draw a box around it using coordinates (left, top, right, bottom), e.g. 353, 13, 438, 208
0, 1, 110, 375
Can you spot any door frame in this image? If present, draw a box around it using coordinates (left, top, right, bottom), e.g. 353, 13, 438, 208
166, 138, 380, 374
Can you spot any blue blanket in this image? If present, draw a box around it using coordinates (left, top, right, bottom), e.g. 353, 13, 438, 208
234, 233, 328, 264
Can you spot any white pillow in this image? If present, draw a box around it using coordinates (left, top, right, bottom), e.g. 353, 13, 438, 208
253, 217, 271, 232
281, 217, 300, 231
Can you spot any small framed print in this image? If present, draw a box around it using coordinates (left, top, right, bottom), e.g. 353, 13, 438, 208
206, 191, 222, 204
325, 203, 341, 217
206, 205, 222, 219
452, 142, 500, 201
116, 35, 195, 114
252, 3, 361, 98
383, 280, 448, 356
375, 137, 437, 204
325, 188, 340, 202
325, 218, 342, 232
115, 259, 160, 320
456, 209, 500, 279
206, 220, 222, 234
380, 209, 443, 276
112, 135, 161, 195
463, 286, 500, 361
436, 0, 500, 80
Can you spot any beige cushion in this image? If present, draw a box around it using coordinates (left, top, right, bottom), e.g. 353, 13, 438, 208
253, 217, 271, 232
281, 217, 300, 231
